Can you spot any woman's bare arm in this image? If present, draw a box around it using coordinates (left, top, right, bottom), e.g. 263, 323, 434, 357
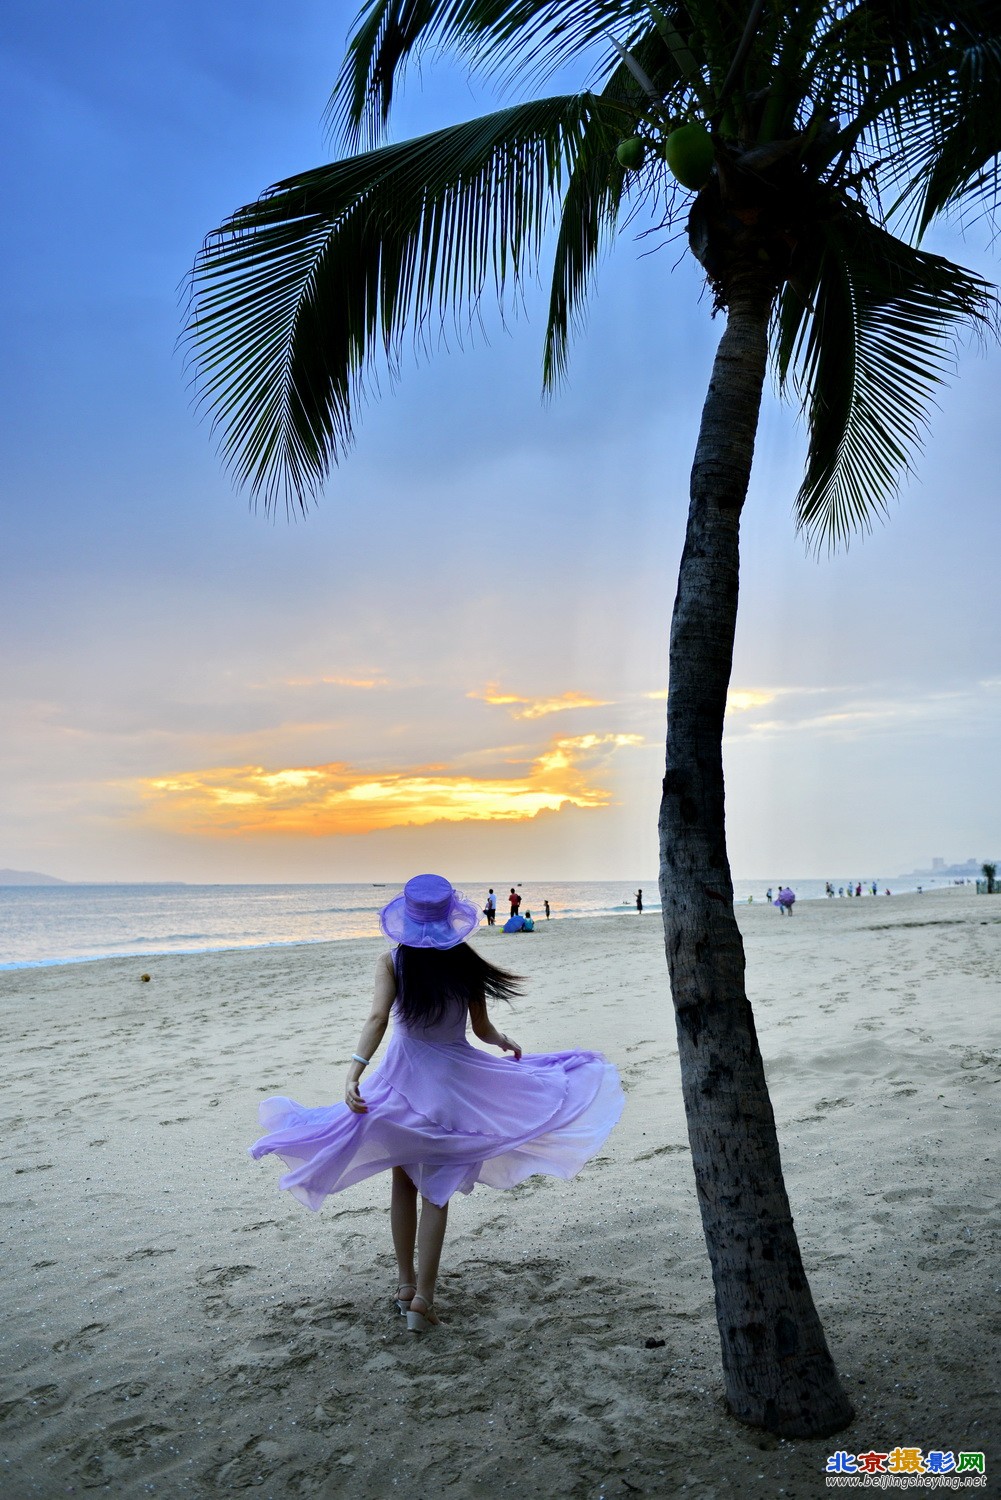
345, 952, 397, 1113
468, 997, 522, 1060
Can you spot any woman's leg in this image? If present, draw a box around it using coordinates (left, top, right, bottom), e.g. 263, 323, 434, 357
391, 1167, 418, 1290
414, 1196, 449, 1316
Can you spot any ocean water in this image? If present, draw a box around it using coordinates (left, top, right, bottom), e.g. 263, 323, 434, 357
0, 873, 953, 969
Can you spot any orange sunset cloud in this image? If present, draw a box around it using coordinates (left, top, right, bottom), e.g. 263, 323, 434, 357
469, 685, 611, 719
137, 734, 643, 839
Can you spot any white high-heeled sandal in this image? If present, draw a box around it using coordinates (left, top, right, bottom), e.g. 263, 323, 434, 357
406, 1293, 438, 1332
394, 1283, 416, 1316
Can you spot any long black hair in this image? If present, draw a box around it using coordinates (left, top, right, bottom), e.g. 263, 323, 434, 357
394, 943, 522, 1029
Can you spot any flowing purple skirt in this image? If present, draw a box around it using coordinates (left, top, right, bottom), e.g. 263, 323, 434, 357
249, 1025, 624, 1210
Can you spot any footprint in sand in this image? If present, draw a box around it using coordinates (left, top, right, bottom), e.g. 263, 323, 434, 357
956, 1047, 1001, 1078
917, 1246, 972, 1271
469, 1213, 512, 1239
69, 1417, 172, 1475
52, 1322, 106, 1354
207, 1435, 297, 1488
79, 1379, 148, 1407
0, 1384, 61, 1427
634, 1144, 689, 1162
507, 1174, 548, 1195
124, 1247, 176, 1262
797, 1096, 853, 1123
303, 1309, 357, 1331
196, 1264, 256, 1288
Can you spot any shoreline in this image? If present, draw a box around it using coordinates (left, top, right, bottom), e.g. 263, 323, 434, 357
0, 881, 969, 973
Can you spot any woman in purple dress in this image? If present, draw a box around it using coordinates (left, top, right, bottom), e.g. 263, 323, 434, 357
249, 873, 623, 1332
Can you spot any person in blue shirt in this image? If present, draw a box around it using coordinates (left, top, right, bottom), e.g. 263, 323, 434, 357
503, 911, 526, 933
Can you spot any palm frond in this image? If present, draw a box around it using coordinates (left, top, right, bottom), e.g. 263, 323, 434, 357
543, 25, 693, 385
914, 31, 1001, 232
329, 0, 455, 149
543, 108, 626, 387
329, 0, 697, 149
810, 1, 1001, 193
774, 212, 995, 547
186, 95, 609, 511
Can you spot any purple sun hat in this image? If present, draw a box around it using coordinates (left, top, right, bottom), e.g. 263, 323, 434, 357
379, 873, 480, 949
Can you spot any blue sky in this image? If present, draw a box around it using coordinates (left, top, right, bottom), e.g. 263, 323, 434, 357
3, 0, 1000, 883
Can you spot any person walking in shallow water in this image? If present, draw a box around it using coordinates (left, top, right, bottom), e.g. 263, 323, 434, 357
635, 889, 643, 914
248, 874, 623, 1331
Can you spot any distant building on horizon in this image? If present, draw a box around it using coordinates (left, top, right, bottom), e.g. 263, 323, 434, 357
900, 856, 989, 878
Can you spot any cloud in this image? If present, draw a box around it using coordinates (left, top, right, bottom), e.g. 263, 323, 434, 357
136, 732, 644, 839
721, 683, 994, 742
469, 684, 612, 719
726, 689, 779, 714
281, 674, 392, 690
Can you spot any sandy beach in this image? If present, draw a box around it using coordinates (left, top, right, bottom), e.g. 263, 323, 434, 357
2, 887, 998, 1498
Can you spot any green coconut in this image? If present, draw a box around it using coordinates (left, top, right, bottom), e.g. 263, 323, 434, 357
664, 122, 714, 190
615, 137, 646, 171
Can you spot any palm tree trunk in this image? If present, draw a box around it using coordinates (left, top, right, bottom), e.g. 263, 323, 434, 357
659, 279, 854, 1438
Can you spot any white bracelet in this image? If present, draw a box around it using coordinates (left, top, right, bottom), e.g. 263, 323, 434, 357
351, 1052, 370, 1066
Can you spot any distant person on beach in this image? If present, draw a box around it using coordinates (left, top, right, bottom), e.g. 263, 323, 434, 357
774, 887, 796, 915
503, 910, 526, 933
544, 900, 550, 920
522, 910, 535, 932
766, 888, 773, 903
635, 889, 643, 914
509, 888, 521, 917
248, 874, 622, 1332
484, 889, 496, 926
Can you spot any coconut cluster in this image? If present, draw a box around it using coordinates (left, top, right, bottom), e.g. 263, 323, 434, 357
616, 121, 715, 192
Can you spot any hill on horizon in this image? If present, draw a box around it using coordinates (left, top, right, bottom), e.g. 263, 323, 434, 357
0, 868, 68, 886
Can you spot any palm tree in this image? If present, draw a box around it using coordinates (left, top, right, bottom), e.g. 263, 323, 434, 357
186, 1, 1000, 1436
982, 862, 997, 893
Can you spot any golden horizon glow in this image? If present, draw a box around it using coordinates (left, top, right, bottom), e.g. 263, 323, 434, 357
469, 684, 611, 719
137, 733, 644, 839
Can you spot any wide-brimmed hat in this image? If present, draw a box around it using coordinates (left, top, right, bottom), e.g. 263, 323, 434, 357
379, 873, 480, 949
